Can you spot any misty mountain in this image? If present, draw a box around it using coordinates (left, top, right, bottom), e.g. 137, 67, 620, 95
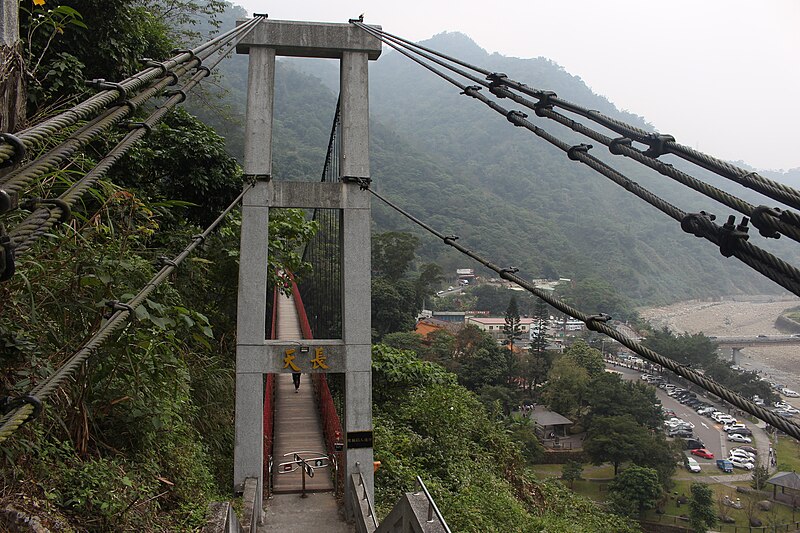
186, 19, 798, 305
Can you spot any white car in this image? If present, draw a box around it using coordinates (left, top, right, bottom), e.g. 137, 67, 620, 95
728, 433, 752, 443
697, 407, 715, 415
718, 416, 737, 425
685, 456, 701, 473
724, 423, 747, 433
782, 388, 800, 398
711, 411, 727, 422
730, 458, 755, 470
780, 406, 800, 415
775, 401, 791, 409
729, 450, 755, 462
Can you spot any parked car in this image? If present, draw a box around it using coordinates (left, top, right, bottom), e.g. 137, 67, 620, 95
782, 388, 800, 398
729, 450, 755, 462
683, 438, 705, 450
697, 406, 715, 415
691, 448, 714, 459
733, 445, 758, 455
669, 429, 693, 439
716, 459, 734, 473
723, 423, 747, 433
728, 433, 752, 443
685, 456, 702, 473
730, 458, 755, 470
711, 411, 726, 421
717, 416, 737, 425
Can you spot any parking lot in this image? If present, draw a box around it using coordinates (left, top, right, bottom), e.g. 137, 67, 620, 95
613, 365, 771, 475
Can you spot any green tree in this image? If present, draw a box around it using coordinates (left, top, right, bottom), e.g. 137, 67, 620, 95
689, 482, 717, 533
561, 460, 584, 489
520, 347, 556, 393
608, 466, 661, 516
583, 415, 651, 476
543, 356, 589, 417
584, 372, 663, 430
372, 231, 419, 281
563, 339, 605, 377
530, 297, 550, 353
751, 464, 770, 491
371, 278, 418, 340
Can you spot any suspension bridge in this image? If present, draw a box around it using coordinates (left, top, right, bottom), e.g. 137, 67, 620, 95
2, 13, 800, 533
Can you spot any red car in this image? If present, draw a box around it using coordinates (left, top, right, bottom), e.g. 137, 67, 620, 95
691, 448, 714, 459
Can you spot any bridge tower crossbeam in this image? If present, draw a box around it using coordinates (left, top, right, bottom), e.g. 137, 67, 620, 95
232, 17, 382, 524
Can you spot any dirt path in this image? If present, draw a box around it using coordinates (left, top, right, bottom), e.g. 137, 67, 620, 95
639, 297, 800, 389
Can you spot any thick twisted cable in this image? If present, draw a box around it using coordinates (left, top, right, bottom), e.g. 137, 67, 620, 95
361, 184, 800, 440
9, 43, 242, 253
0, 182, 253, 443
358, 25, 800, 242
0, 22, 251, 196
360, 26, 800, 212
358, 24, 800, 297
0, 16, 261, 167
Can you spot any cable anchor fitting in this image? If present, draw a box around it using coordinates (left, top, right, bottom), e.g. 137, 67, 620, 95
443, 234, 459, 243
86, 79, 128, 105
0, 226, 16, 282
124, 121, 153, 134
608, 137, 633, 155
0, 132, 26, 169
157, 256, 178, 268
460, 85, 482, 98
20, 197, 71, 223
718, 215, 750, 258
506, 110, 528, 126
104, 300, 135, 321
585, 313, 612, 332
501, 266, 519, 274
195, 65, 212, 78
0, 395, 42, 423
0, 188, 19, 214
342, 176, 371, 190
163, 88, 187, 103
749, 205, 782, 239
532, 91, 557, 116
642, 133, 675, 158
348, 14, 364, 23
680, 211, 716, 238
567, 144, 592, 160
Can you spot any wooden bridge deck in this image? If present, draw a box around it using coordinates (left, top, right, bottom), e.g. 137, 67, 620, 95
262, 293, 349, 532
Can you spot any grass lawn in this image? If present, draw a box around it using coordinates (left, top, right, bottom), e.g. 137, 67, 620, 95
644, 479, 800, 528
775, 435, 800, 472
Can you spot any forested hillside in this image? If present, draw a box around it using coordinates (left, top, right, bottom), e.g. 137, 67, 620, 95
188, 12, 799, 305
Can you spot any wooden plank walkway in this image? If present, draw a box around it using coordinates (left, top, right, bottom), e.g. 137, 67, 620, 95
272, 293, 331, 493
261, 292, 350, 531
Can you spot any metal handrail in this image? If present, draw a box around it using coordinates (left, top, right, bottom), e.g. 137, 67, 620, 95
414, 476, 451, 533
356, 470, 379, 529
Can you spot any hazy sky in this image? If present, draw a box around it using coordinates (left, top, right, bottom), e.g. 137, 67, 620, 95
232, 0, 799, 171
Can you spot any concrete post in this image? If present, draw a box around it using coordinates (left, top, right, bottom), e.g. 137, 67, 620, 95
1, 0, 25, 133
234, 43, 275, 519
340, 50, 374, 517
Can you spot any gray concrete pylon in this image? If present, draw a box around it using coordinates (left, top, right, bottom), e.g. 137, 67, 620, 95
339, 50, 375, 518
233, 18, 381, 521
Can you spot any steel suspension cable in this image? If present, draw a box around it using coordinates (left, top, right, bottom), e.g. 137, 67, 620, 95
346, 178, 800, 440
361, 29, 800, 243
353, 23, 800, 296
7, 39, 247, 255
0, 15, 263, 170
0, 21, 256, 206
358, 25, 800, 212
0, 181, 254, 443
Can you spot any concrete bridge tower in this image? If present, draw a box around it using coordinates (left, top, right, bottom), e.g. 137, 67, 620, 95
231, 18, 382, 520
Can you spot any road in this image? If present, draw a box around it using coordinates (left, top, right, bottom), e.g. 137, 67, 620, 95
613, 365, 772, 477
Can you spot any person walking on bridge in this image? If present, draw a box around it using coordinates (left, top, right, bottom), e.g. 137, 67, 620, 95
293, 372, 301, 393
